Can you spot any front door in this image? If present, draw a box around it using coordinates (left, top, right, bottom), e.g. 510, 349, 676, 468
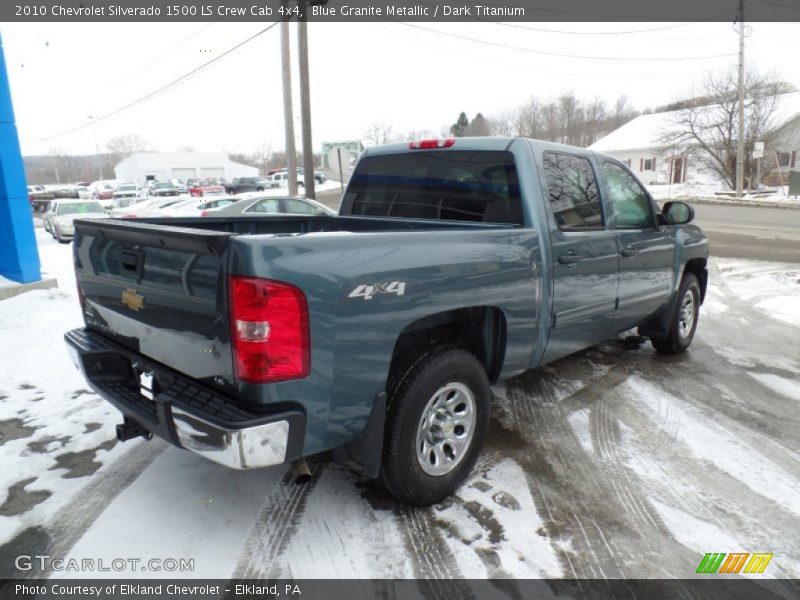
540, 151, 620, 363
600, 160, 674, 329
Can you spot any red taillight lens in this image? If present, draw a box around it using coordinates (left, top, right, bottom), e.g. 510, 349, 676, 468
200, 211, 209, 217
229, 276, 310, 383
409, 138, 455, 149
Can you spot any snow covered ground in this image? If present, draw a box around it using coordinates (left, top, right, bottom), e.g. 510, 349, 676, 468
647, 181, 800, 206
0, 230, 798, 584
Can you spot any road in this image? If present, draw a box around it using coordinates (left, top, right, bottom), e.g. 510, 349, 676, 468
691, 203, 800, 262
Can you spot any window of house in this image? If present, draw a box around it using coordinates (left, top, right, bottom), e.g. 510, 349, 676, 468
641, 157, 656, 171
777, 152, 791, 167
542, 152, 604, 230
602, 162, 655, 229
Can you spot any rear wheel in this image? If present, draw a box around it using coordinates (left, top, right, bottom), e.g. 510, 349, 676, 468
651, 272, 700, 354
380, 349, 490, 506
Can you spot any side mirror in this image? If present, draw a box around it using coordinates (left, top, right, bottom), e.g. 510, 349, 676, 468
662, 201, 694, 225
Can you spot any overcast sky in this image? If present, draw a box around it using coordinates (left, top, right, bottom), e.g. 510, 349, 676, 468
3, 21, 799, 156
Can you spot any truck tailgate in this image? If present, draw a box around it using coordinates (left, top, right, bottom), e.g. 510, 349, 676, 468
73, 218, 236, 385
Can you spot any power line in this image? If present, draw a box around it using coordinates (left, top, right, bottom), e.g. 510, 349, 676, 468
373, 22, 732, 82
393, 22, 738, 62
110, 22, 216, 88
37, 23, 278, 143
491, 13, 737, 35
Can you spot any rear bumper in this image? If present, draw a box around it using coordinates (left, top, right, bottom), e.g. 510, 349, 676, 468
64, 328, 305, 469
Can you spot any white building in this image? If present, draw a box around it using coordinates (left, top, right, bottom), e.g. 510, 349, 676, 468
114, 152, 258, 185
590, 92, 800, 187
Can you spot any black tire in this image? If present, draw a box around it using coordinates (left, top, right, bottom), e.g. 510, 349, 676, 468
256, 187, 264, 192
380, 348, 490, 506
651, 272, 701, 354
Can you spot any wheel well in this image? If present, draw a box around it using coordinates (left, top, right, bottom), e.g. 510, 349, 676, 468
386, 307, 507, 394
684, 258, 708, 302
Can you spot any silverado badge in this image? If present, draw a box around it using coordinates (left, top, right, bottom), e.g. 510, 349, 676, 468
122, 288, 145, 311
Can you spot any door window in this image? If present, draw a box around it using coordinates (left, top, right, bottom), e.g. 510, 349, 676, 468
602, 162, 655, 229
542, 152, 604, 230
248, 199, 280, 214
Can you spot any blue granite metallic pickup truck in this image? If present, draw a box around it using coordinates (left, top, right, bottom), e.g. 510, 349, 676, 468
65, 137, 708, 505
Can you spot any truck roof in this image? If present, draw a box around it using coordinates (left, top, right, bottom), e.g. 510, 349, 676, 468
362, 136, 601, 159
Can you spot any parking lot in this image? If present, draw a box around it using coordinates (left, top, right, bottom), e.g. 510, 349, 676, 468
0, 206, 799, 588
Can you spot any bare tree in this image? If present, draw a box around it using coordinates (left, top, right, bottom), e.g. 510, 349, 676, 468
105, 134, 152, 177
364, 122, 397, 146
658, 70, 793, 190
106, 134, 152, 158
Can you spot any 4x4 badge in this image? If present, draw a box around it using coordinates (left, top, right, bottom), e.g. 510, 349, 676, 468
122, 288, 145, 311
349, 281, 406, 301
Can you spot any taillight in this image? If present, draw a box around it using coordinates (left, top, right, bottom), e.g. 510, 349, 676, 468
229, 276, 310, 383
409, 138, 455, 149
200, 211, 209, 217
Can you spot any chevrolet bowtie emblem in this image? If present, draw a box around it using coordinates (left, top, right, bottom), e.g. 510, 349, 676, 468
122, 288, 145, 311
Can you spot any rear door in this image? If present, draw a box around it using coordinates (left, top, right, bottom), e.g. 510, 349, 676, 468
599, 159, 674, 328
540, 151, 620, 362
74, 220, 236, 387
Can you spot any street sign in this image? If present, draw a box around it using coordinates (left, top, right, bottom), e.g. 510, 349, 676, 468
753, 142, 764, 159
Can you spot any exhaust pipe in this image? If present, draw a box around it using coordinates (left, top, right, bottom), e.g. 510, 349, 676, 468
116, 417, 153, 442
290, 458, 312, 484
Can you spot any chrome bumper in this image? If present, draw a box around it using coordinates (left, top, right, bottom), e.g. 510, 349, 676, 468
172, 408, 289, 469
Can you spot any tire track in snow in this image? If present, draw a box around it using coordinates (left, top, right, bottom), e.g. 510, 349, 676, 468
232, 460, 324, 579
1, 438, 167, 579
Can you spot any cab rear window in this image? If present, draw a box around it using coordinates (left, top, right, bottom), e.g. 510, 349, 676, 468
343, 150, 523, 225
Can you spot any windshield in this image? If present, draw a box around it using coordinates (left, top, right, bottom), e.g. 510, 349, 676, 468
118, 184, 136, 191
57, 202, 104, 215
155, 183, 174, 189
344, 150, 522, 225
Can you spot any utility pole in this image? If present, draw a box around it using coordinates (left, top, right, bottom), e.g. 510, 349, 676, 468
280, 11, 298, 196
297, 0, 315, 200
736, 0, 745, 199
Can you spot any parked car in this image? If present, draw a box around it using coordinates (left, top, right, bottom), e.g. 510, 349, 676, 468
113, 183, 140, 200
88, 180, 119, 209
66, 137, 708, 505
110, 196, 185, 218
188, 179, 226, 197
170, 179, 188, 193
42, 199, 62, 234
208, 194, 334, 217
28, 185, 54, 211
269, 169, 326, 188
150, 182, 181, 197
224, 176, 277, 194
48, 200, 107, 243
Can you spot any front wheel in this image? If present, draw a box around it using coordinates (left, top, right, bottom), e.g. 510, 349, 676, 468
380, 349, 490, 506
651, 272, 700, 354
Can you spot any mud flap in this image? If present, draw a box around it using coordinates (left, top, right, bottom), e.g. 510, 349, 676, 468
332, 392, 387, 479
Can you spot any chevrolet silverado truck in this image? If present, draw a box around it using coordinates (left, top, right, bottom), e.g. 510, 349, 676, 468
65, 137, 708, 505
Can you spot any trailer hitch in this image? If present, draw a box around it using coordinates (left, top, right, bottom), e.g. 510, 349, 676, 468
116, 417, 153, 442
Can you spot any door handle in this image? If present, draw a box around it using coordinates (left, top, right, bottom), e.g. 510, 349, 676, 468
558, 251, 583, 265
620, 247, 639, 258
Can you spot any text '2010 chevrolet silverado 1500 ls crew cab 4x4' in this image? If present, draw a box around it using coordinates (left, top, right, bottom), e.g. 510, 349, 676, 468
65, 137, 708, 505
